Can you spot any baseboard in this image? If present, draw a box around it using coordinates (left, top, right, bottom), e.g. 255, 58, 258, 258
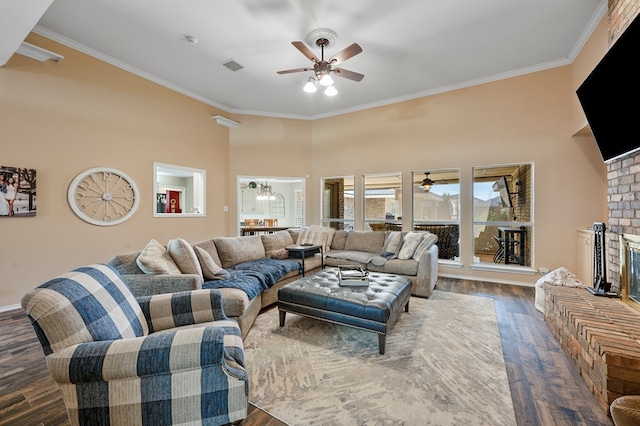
437, 272, 535, 288
0, 304, 21, 313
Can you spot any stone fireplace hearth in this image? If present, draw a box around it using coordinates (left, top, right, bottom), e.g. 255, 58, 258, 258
544, 231, 640, 413
544, 285, 640, 411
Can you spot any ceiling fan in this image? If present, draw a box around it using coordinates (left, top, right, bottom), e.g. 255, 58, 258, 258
277, 28, 364, 90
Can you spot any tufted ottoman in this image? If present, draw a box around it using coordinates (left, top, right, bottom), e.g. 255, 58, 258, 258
277, 268, 412, 354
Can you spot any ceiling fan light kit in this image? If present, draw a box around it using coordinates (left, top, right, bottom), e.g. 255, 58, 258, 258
324, 85, 337, 96
303, 77, 318, 93
319, 73, 333, 86
277, 28, 364, 97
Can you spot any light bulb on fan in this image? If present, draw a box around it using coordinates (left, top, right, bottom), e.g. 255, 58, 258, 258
303, 78, 317, 93
319, 73, 334, 86
324, 85, 338, 96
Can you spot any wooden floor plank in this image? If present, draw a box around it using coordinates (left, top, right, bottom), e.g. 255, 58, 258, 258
0, 278, 614, 426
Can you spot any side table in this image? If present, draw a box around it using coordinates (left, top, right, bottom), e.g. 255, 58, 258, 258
285, 244, 324, 276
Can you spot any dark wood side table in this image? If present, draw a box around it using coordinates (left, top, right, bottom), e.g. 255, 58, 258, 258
285, 244, 324, 276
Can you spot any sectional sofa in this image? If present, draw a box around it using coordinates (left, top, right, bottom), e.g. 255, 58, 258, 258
107, 227, 439, 338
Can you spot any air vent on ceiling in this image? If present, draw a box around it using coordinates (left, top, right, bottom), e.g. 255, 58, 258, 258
221, 59, 243, 71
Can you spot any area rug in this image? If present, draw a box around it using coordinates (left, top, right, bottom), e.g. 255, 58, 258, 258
243, 290, 516, 425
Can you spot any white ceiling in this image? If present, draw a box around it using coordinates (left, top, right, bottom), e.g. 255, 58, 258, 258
11, 0, 606, 119
0, 0, 53, 66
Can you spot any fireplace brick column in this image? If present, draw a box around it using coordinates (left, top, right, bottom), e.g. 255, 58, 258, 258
605, 0, 640, 292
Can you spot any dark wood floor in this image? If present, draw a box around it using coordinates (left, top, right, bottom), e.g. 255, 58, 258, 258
0, 278, 614, 426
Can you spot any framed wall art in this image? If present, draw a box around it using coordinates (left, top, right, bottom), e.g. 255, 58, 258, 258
0, 166, 36, 217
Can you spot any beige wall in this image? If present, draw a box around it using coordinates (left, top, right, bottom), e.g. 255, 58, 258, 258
227, 114, 313, 235
0, 34, 231, 307
570, 15, 610, 226
571, 14, 609, 135
310, 64, 606, 285
0, 14, 610, 307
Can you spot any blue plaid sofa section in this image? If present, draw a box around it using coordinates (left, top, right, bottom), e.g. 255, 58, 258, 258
21, 263, 248, 426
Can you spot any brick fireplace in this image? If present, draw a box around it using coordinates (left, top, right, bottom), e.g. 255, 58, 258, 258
604, 1, 640, 294
542, 1, 640, 414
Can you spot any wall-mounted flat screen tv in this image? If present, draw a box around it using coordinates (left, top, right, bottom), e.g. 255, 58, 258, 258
492, 176, 513, 208
576, 12, 640, 162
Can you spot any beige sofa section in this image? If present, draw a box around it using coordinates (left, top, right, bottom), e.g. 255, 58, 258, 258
107, 230, 322, 338
325, 230, 439, 298
107, 228, 439, 338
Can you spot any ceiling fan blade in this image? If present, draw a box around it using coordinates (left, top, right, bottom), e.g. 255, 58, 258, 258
333, 68, 364, 82
277, 67, 313, 75
292, 41, 319, 63
329, 43, 362, 64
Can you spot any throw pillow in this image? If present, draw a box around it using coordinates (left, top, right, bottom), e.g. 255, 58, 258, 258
270, 248, 289, 260
297, 225, 335, 252
412, 232, 439, 261
167, 238, 204, 280
261, 230, 294, 257
536, 267, 584, 288
194, 246, 231, 280
381, 231, 403, 259
311, 225, 336, 250
136, 239, 181, 275
397, 232, 424, 260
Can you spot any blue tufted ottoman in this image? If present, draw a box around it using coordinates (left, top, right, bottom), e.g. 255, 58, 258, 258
277, 268, 412, 354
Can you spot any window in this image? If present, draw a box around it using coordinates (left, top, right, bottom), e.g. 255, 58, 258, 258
412, 169, 461, 261
321, 176, 354, 230
271, 193, 285, 218
472, 164, 532, 267
363, 172, 402, 231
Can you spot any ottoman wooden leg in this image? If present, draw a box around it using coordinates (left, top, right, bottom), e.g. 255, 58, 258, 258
378, 334, 386, 355
279, 310, 286, 327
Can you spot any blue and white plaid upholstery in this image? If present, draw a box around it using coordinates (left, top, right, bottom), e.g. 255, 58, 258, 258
21, 263, 248, 426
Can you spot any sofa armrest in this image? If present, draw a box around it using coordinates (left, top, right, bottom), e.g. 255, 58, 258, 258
46, 326, 246, 384
119, 273, 203, 297
414, 244, 439, 297
137, 289, 229, 328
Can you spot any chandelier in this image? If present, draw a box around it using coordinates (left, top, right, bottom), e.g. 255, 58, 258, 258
256, 181, 276, 200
